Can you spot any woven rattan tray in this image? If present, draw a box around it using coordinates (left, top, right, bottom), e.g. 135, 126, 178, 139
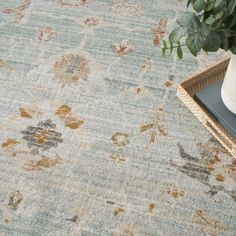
177, 58, 236, 159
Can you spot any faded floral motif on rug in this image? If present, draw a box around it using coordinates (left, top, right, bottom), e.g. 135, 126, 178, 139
0, 0, 234, 235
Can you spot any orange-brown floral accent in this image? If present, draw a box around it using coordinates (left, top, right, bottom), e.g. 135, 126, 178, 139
167, 188, 184, 198
163, 81, 172, 87
8, 191, 23, 210
55, 105, 84, 129
1, 139, 19, 148
23, 155, 62, 171
55, 105, 71, 119
112, 40, 135, 56
136, 87, 142, 94
21, 120, 63, 151
152, 18, 168, 47
113, 207, 125, 216
207, 155, 221, 171
59, 0, 87, 7
19, 108, 32, 119
215, 174, 225, 182
229, 159, 236, 171
83, 17, 100, 27
140, 110, 168, 144
111, 132, 129, 147
38, 27, 56, 42
140, 123, 155, 133
140, 57, 152, 71
4, 219, 9, 224
64, 117, 84, 129
148, 203, 156, 214
52, 54, 89, 83
157, 125, 168, 136
1, 0, 31, 23
110, 149, 125, 163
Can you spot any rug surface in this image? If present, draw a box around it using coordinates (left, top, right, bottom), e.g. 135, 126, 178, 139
0, 0, 235, 235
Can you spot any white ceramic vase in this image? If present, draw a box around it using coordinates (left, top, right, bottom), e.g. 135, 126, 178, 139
221, 55, 236, 114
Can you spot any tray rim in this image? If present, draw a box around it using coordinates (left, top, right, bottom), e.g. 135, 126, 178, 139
177, 57, 236, 159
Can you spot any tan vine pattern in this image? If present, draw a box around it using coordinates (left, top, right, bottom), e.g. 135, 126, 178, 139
1, 139, 19, 148
59, 0, 87, 7
108, 1, 143, 16
1, 0, 31, 23
192, 209, 227, 235
140, 109, 168, 144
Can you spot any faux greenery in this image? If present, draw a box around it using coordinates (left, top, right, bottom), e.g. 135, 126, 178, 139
162, 0, 236, 59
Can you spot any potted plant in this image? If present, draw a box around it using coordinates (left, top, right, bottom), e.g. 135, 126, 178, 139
162, 0, 236, 114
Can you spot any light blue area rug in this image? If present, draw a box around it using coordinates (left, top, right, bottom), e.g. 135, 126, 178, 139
0, 0, 235, 235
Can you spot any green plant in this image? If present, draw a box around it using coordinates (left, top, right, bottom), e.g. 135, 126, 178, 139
162, 0, 236, 59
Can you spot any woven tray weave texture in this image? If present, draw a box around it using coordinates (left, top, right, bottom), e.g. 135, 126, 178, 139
177, 58, 236, 159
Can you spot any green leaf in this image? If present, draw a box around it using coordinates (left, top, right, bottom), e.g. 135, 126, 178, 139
186, 36, 198, 56
205, 15, 217, 24
187, 0, 192, 8
218, 31, 229, 50
162, 47, 166, 56
170, 43, 174, 55
177, 12, 197, 29
193, 0, 205, 12
177, 43, 183, 59
228, 0, 236, 15
162, 40, 167, 56
165, 0, 236, 58
230, 38, 236, 54
163, 40, 167, 48
205, 2, 214, 11
214, 0, 223, 8
215, 11, 224, 20
202, 32, 221, 52
169, 27, 186, 43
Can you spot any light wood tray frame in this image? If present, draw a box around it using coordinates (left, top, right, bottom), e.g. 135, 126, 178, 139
177, 58, 236, 158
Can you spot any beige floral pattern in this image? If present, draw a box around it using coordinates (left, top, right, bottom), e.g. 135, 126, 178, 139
0, 0, 235, 235
52, 54, 89, 83
38, 27, 56, 42
112, 40, 135, 56
23, 155, 63, 171
109, 1, 143, 16
83, 16, 101, 27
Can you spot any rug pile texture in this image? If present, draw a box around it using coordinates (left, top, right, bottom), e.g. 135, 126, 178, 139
0, 0, 235, 235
